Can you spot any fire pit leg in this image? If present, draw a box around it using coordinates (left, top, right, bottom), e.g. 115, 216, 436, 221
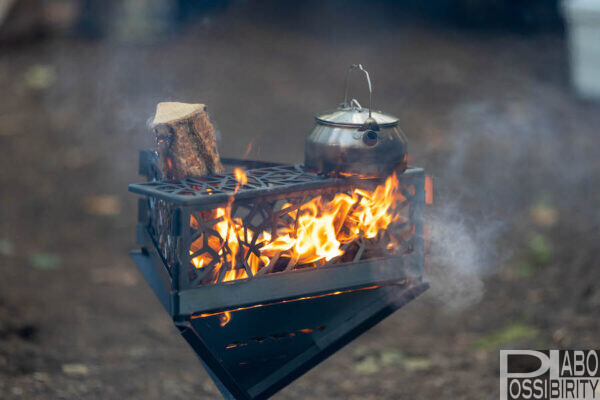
130, 250, 169, 312
176, 322, 249, 400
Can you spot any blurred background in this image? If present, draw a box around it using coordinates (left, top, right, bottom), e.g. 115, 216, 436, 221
1, 0, 599, 399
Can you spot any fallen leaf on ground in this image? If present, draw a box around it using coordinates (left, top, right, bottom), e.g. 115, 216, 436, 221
29, 252, 60, 270
82, 195, 121, 216
529, 233, 552, 264
91, 267, 138, 286
353, 347, 430, 374
127, 346, 149, 358
380, 348, 404, 366
530, 204, 558, 228
62, 363, 89, 376
475, 322, 538, 350
354, 355, 380, 375
403, 357, 432, 371
24, 64, 56, 89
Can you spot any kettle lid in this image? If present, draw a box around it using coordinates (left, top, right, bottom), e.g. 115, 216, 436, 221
316, 64, 399, 128
316, 101, 399, 128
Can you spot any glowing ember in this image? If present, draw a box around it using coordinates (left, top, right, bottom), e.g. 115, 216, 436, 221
192, 284, 386, 320
190, 170, 408, 283
219, 311, 232, 327
425, 176, 434, 205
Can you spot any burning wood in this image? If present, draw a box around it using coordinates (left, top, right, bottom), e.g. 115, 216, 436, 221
189, 170, 410, 284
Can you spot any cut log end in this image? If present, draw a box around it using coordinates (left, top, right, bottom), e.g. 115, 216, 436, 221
152, 102, 206, 126
152, 102, 224, 180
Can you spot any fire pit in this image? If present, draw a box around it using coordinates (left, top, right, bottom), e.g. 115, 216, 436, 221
129, 150, 429, 400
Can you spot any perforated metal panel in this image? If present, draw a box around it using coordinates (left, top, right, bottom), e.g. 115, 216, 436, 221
129, 151, 428, 399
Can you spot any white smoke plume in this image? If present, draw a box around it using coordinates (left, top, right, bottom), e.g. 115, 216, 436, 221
426, 202, 506, 310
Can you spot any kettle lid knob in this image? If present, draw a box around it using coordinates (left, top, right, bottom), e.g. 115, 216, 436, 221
362, 117, 379, 131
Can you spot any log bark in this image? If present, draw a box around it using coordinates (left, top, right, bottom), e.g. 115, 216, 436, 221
152, 102, 224, 180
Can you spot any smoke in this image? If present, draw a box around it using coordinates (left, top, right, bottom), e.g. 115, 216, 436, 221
421, 97, 562, 309
426, 201, 507, 310
418, 79, 600, 308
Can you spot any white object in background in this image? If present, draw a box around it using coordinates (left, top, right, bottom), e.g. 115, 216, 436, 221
563, 0, 600, 98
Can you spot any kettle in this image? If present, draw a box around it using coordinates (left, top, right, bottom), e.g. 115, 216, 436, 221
305, 64, 408, 177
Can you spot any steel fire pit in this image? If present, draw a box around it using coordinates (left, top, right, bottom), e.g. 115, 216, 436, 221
129, 150, 429, 400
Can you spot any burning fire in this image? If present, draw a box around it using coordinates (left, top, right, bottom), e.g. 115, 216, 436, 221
190, 169, 409, 283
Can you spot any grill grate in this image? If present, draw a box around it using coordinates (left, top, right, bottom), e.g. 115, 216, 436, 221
131, 152, 423, 207
132, 154, 350, 207
131, 152, 424, 288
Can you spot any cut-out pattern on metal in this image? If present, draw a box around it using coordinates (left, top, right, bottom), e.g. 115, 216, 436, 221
133, 151, 424, 290
182, 185, 418, 287
131, 160, 337, 206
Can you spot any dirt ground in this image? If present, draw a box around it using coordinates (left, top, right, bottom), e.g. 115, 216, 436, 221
1, 5, 600, 400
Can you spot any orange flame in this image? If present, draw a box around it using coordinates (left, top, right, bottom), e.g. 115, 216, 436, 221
192, 284, 385, 320
234, 168, 248, 187
219, 311, 232, 327
425, 176, 434, 205
243, 140, 254, 158
190, 172, 408, 283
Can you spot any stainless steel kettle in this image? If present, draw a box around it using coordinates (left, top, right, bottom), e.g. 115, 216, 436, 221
305, 64, 408, 177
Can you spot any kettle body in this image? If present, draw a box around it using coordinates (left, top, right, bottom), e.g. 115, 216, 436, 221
304, 65, 407, 177
305, 110, 407, 177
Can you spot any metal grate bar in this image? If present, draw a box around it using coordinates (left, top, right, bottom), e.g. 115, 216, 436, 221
129, 151, 424, 207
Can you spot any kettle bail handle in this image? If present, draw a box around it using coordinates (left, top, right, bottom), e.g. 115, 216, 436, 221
342, 64, 372, 118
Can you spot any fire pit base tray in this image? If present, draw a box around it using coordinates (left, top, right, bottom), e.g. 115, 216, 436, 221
132, 247, 428, 400
176, 280, 428, 400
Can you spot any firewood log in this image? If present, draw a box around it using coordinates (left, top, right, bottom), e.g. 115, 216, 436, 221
152, 102, 224, 179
